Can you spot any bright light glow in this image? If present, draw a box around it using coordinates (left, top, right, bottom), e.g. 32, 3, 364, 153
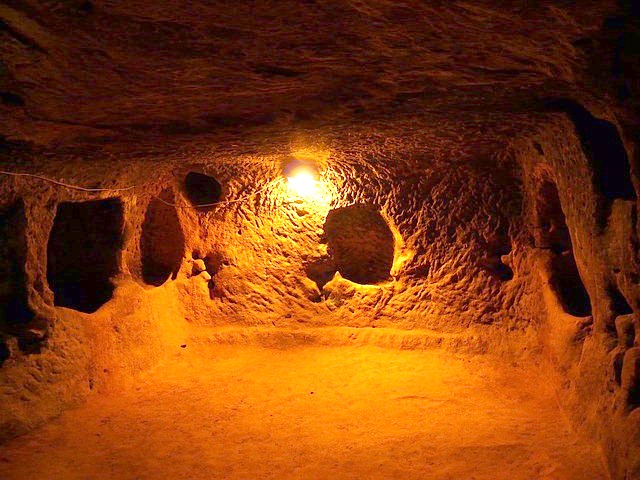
287, 170, 318, 198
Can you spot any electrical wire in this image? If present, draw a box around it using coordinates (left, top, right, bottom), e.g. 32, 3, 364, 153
0, 170, 136, 192
0, 170, 285, 209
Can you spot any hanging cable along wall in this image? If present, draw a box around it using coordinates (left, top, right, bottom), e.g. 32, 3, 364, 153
0, 170, 136, 193
0, 170, 285, 209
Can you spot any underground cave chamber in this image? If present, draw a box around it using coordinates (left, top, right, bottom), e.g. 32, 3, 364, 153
2, 2, 640, 479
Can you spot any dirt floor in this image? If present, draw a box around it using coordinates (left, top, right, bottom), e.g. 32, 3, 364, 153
0, 344, 609, 480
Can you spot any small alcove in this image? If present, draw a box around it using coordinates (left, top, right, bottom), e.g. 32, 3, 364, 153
140, 191, 185, 286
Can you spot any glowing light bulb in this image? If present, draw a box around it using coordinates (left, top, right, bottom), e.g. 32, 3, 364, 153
287, 170, 317, 198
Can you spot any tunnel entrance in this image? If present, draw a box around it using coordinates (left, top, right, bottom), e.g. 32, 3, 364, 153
47, 198, 124, 313
535, 179, 592, 317
0, 199, 34, 363
184, 172, 222, 210
140, 191, 185, 286
312, 205, 395, 286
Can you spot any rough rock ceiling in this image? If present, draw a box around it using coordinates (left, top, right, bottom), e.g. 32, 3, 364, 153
0, 0, 626, 158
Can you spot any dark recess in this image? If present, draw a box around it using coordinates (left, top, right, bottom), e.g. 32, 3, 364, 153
251, 64, 303, 78
550, 253, 593, 317
535, 180, 572, 254
613, 352, 625, 386
535, 179, 592, 317
47, 198, 124, 313
482, 233, 514, 281
141, 190, 185, 286
0, 340, 9, 364
204, 251, 228, 299
546, 99, 635, 228
0, 199, 35, 364
608, 283, 633, 317
184, 172, 222, 210
627, 350, 640, 409
79, 1, 93, 14
533, 142, 544, 156
0, 92, 25, 106
308, 205, 395, 287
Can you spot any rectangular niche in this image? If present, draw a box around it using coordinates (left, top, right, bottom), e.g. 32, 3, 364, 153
47, 198, 124, 313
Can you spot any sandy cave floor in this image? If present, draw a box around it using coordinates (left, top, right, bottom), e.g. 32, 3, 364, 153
0, 343, 609, 480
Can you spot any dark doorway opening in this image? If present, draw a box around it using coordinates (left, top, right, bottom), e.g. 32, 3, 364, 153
308, 205, 394, 287
0, 199, 35, 363
535, 179, 592, 317
47, 198, 124, 313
